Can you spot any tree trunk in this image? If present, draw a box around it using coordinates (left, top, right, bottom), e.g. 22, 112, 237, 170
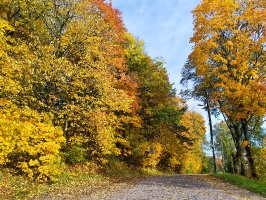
206, 91, 217, 173
236, 138, 246, 176
242, 120, 258, 178
232, 124, 246, 175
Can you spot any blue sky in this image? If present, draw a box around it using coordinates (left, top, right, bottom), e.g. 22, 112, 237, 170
112, 0, 203, 109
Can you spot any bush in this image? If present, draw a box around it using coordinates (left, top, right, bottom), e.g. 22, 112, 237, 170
0, 100, 65, 182
62, 136, 88, 164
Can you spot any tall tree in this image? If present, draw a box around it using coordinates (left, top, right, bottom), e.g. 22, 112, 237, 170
181, 0, 266, 177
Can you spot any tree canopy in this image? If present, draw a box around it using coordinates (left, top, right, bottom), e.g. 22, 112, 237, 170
0, 0, 206, 181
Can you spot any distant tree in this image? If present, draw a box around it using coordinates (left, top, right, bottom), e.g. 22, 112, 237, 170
213, 121, 235, 172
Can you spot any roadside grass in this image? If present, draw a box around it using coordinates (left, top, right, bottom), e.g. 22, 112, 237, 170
0, 162, 160, 199
213, 173, 266, 197
0, 165, 106, 200
106, 160, 169, 178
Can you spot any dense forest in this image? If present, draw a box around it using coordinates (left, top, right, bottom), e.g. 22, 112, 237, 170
0, 0, 206, 182
0, 0, 265, 184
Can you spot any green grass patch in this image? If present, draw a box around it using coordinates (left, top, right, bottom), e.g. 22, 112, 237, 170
214, 173, 266, 197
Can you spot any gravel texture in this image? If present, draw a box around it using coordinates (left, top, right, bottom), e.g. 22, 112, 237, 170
82, 175, 265, 200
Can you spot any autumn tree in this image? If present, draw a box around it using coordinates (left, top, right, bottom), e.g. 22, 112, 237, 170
181, 0, 266, 177
0, 0, 207, 179
125, 33, 174, 138
0, 0, 138, 166
0, 17, 65, 181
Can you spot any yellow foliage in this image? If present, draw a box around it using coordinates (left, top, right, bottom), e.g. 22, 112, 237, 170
69, 135, 89, 145
0, 100, 65, 182
190, 0, 266, 123
177, 111, 206, 173
253, 139, 266, 178
180, 111, 206, 143
242, 140, 250, 147
139, 142, 163, 168
0, 19, 13, 59
180, 151, 203, 174
168, 155, 180, 168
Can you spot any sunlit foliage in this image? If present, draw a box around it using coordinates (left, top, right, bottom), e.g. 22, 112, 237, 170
0, 100, 65, 182
0, 0, 207, 181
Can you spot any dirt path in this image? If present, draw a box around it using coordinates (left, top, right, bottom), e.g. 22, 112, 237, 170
39, 175, 265, 200
82, 175, 264, 200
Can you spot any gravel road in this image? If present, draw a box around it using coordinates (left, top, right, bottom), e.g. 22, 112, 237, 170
38, 174, 265, 200
82, 175, 265, 200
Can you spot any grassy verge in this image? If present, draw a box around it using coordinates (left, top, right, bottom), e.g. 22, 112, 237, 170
213, 173, 266, 197
0, 165, 106, 199
0, 162, 161, 199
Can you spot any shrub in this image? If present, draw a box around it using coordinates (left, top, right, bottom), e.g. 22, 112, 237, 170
0, 100, 65, 182
62, 135, 88, 164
